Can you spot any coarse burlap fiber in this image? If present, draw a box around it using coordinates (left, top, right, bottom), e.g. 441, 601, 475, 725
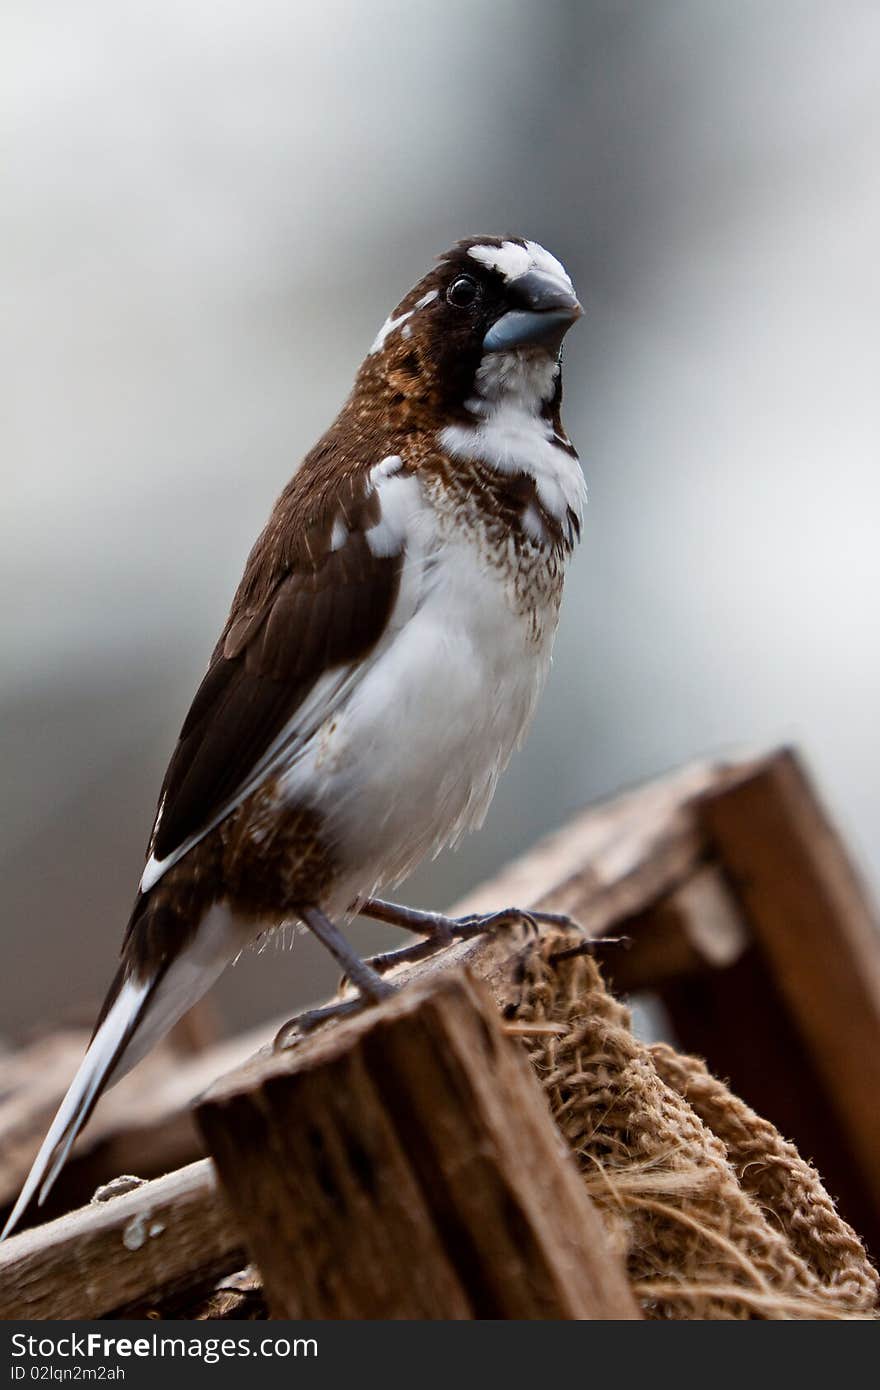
510, 929, 879, 1319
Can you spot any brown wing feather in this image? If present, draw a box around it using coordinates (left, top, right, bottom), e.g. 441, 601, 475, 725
151, 465, 401, 863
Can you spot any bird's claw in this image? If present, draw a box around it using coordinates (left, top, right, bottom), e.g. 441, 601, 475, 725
446, 906, 585, 940
273, 977, 395, 1050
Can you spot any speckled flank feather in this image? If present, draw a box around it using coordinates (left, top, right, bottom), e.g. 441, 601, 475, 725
3, 236, 584, 1236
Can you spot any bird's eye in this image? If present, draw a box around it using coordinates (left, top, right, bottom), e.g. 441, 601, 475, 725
447, 275, 479, 308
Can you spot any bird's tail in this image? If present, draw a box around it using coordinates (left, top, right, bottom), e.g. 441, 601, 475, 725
1, 903, 237, 1241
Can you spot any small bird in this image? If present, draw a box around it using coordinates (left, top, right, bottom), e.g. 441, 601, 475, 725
3, 236, 585, 1238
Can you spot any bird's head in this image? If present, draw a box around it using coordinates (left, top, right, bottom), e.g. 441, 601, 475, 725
356, 236, 582, 422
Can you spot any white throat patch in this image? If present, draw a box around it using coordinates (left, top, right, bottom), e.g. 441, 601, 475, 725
439, 346, 585, 534
469, 349, 560, 412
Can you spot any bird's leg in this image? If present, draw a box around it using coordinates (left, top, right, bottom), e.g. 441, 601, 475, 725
301, 904, 396, 1000
353, 897, 588, 977
274, 904, 395, 1048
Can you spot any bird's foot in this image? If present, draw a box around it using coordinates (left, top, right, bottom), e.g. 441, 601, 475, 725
273, 902, 614, 1049
354, 899, 590, 978
273, 994, 375, 1049
273, 966, 395, 1049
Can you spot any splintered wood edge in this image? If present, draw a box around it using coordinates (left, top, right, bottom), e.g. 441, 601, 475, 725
199, 968, 496, 1105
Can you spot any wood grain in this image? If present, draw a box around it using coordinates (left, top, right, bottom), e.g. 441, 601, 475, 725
197, 970, 639, 1320
0, 1160, 241, 1321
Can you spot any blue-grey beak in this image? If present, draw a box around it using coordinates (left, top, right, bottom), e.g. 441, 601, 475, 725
483, 269, 582, 353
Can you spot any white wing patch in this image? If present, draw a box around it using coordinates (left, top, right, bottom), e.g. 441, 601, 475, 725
371, 453, 404, 480
365, 469, 423, 558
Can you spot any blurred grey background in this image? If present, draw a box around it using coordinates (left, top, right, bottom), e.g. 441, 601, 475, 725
3, 0, 879, 1040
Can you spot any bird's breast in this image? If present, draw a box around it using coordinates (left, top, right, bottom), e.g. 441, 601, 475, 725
279, 499, 566, 898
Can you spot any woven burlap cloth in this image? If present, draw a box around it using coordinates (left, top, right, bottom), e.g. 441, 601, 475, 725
508, 930, 879, 1319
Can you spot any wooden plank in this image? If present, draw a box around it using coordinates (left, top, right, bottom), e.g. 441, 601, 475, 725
0, 1160, 242, 1321
699, 748, 880, 1218
196, 970, 639, 1320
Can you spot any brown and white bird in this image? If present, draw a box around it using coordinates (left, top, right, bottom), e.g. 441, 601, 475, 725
3, 236, 585, 1238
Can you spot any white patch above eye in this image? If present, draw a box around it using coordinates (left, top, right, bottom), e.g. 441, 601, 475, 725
468, 241, 532, 281
370, 308, 413, 354
467, 239, 573, 293
523, 241, 572, 288
415, 289, 439, 309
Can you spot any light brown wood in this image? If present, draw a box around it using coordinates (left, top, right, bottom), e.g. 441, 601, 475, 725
197, 969, 640, 1320
699, 748, 880, 1217
0, 1160, 242, 1321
